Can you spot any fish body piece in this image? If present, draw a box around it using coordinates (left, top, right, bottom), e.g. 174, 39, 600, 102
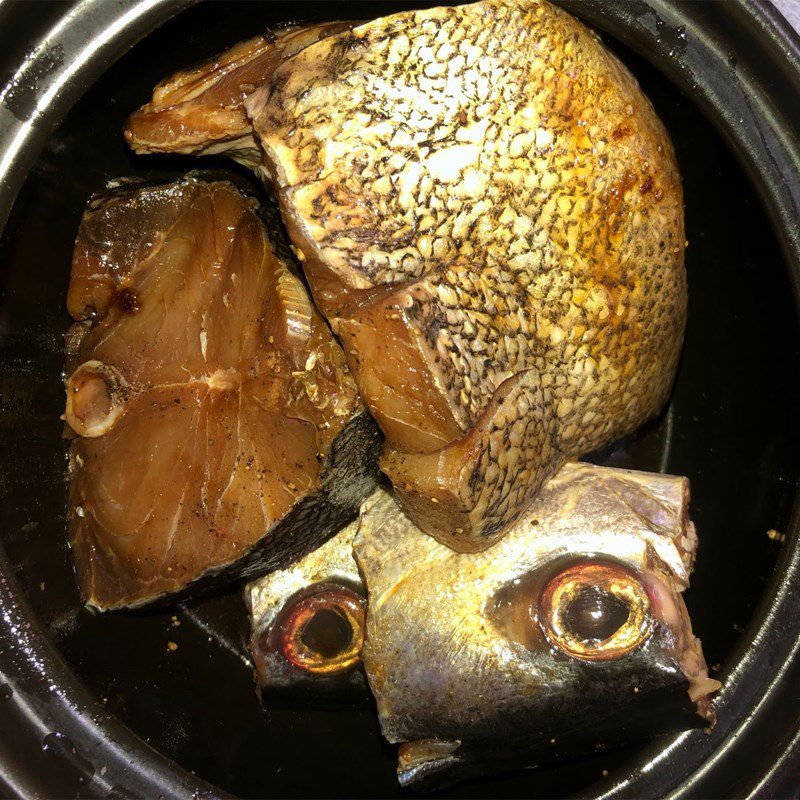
244, 0, 687, 550
65, 177, 380, 610
124, 22, 352, 172
353, 463, 719, 789
246, 510, 367, 694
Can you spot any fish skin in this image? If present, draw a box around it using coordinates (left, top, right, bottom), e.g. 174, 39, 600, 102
245, 0, 687, 550
246, 511, 366, 693
65, 177, 380, 611
353, 464, 718, 789
124, 22, 353, 173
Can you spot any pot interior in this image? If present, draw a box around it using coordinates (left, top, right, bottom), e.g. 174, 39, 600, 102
0, 2, 798, 797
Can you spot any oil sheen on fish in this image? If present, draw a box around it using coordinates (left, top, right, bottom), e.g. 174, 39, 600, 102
246, 510, 368, 693
241, 0, 687, 551
124, 22, 352, 173
65, 177, 380, 610
353, 464, 719, 789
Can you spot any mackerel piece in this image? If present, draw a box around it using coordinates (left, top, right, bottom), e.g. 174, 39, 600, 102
65, 177, 380, 610
354, 464, 719, 789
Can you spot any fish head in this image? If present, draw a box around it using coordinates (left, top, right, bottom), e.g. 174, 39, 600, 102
246, 514, 367, 696
353, 466, 719, 788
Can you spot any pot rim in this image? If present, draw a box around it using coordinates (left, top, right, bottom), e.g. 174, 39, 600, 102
1, 1, 799, 798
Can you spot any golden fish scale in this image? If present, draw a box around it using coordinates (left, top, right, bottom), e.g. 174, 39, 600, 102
252, 0, 686, 546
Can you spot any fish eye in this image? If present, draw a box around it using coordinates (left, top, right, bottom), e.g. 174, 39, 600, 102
538, 562, 651, 661
275, 584, 365, 675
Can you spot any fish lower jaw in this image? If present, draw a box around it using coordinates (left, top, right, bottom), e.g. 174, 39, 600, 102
679, 635, 722, 721
648, 569, 720, 720
397, 739, 463, 788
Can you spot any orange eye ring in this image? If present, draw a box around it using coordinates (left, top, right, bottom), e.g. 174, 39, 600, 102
538, 562, 651, 661
276, 585, 365, 675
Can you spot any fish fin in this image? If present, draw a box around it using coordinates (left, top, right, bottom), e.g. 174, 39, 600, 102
124, 35, 270, 157
381, 369, 563, 550
397, 739, 462, 789
603, 472, 696, 579
125, 23, 351, 159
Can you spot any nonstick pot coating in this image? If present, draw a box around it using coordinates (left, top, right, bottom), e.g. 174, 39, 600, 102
1, 2, 800, 798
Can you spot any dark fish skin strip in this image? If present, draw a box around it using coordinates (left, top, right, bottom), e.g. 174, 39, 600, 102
65, 176, 380, 611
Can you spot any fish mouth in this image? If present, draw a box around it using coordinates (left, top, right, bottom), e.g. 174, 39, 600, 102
645, 563, 721, 721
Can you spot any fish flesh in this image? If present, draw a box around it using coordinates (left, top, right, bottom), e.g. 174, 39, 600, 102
66, 177, 380, 610
246, 510, 367, 693
124, 22, 352, 174
239, 0, 687, 551
353, 464, 719, 789
65, 176, 380, 610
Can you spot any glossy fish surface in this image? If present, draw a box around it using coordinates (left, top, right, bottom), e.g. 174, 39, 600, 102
246, 509, 368, 693
242, 0, 687, 551
65, 177, 380, 610
353, 464, 719, 789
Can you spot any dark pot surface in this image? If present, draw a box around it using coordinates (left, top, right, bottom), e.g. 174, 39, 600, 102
2, 2, 800, 798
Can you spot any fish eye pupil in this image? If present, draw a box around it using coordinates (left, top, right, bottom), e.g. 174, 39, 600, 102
299, 607, 353, 659
563, 586, 630, 643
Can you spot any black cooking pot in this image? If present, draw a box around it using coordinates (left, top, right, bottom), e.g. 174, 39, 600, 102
2, 1, 800, 798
